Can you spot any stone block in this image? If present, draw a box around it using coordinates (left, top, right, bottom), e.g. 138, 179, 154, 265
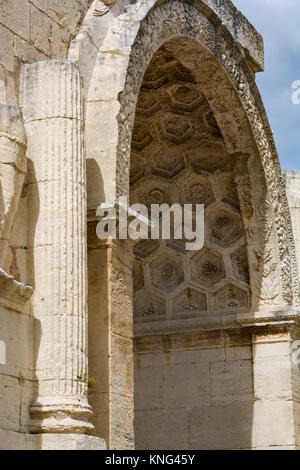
20, 379, 34, 433
253, 340, 290, 358
211, 360, 253, 404
134, 410, 146, 450
0, 374, 21, 432
0, 24, 14, 72
30, 7, 70, 58
253, 401, 295, 448
87, 54, 130, 102
0, 429, 35, 450
135, 365, 164, 411
85, 101, 119, 204
9, 193, 28, 248
146, 408, 188, 450
47, 0, 85, 34
0, 0, 30, 41
111, 333, 134, 398
111, 265, 133, 338
188, 405, 253, 450
14, 36, 48, 64
170, 348, 226, 365
253, 355, 293, 401
36, 434, 106, 450
225, 345, 252, 361
163, 363, 210, 408
30, 0, 47, 11
110, 393, 134, 450
135, 352, 169, 369
0, 307, 34, 380
0, 429, 106, 450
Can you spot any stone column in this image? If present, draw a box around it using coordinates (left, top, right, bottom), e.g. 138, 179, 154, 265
22, 61, 93, 434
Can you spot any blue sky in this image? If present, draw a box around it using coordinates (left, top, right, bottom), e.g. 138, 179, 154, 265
233, 0, 300, 170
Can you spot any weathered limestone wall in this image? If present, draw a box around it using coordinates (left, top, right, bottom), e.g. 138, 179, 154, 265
0, 0, 299, 451
0, 0, 90, 103
0, 0, 92, 295
284, 171, 300, 277
0, 272, 33, 441
134, 329, 254, 450
87, 227, 134, 450
134, 325, 295, 450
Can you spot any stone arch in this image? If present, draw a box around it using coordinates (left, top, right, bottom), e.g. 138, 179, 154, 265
71, 0, 299, 309
69, 0, 300, 449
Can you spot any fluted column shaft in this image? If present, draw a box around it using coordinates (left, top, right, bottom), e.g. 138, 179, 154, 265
22, 61, 93, 434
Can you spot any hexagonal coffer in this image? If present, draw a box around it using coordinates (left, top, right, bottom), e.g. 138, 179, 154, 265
208, 207, 243, 247
134, 240, 160, 259
131, 123, 153, 151
172, 287, 207, 316
167, 84, 203, 112
134, 289, 166, 321
136, 92, 161, 117
191, 248, 225, 288
179, 176, 215, 207
159, 113, 193, 143
149, 148, 185, 179
213, 284, 249, 312
133, 179, 172, 210
150, 254, 184, 292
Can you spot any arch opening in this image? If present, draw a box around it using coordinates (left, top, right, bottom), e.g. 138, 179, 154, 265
132, 39, 255, 450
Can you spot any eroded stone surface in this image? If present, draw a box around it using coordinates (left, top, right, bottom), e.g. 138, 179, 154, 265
0, 104, 27, 268
0, 0, 299, 453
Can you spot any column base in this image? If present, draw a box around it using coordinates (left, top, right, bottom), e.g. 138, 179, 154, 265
30, 396, 94, 434
35, 434, 107, 450
0, 429, 106, 450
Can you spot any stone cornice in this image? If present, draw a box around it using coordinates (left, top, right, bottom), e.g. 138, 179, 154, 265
0, 269, 33, 314
134, 309, 299, 338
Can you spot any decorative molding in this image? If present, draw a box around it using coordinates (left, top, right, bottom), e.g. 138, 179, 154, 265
0, 269, 33, 313
134, 308, 298, 353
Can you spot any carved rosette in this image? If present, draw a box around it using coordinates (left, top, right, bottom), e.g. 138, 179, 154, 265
22, 61, 93, 434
